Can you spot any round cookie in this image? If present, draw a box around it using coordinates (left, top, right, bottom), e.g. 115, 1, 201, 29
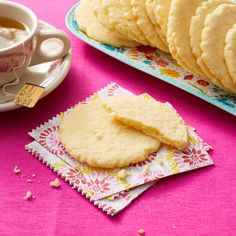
59, 99, 161, 169
102, 0, 143, 43
74, 0, 90, 32
91, 0, 112, 30
130, 0, 169, 52
145, 0, 158, 26
225, 24, 236, 84
201, 4, 236, 93
190, 0, 233, 89
155, 0, 171, 38
86, 22, 140, 47
120, 0, 149, 45
75, 0, 139, 47
145, 0, 169, 50
167, 0, 206, 76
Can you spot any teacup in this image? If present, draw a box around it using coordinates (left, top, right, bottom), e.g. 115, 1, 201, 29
0, 1, 71, 86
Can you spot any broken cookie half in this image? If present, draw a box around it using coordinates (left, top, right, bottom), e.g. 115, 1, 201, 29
103, 95, 189, 150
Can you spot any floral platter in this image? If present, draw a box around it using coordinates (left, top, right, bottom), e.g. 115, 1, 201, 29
66, 2, 236, 116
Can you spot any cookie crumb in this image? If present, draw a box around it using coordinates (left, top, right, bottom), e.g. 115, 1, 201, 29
158, 158, 164, 165
32, 195, 36, 199
32, 173, 36, 178
117, 169, 130, 179
143, 165, 149, 175
50, 178, 61, 188
171, 224, 176, 229
21, 174, 25, 178
23, 191, 33, 200
38, 180, 41, 183
138, 229, 145, 235
13, 166, 21, 174
27, 179, 32, 183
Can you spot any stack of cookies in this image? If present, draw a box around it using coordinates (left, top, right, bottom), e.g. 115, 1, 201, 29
75, 0, 236, 94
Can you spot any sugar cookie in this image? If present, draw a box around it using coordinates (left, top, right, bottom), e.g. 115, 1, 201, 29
190, 0, 232, 89
155, 0, 171, 38
120, 0, 149, 45
145, 0, 168, 49
103, 95, 188, 150
59, 99, 161, 169
130, 0, 169, 52
225, 24, 236, 84
91, 0, 112, 30
75, 0, 139, 47
201, 4, 236, 93
102, 0, 141, 42
167, 0, 206, 76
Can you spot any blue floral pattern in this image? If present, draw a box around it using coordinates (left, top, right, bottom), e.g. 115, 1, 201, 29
101, 45, 125, 53
212, 86, 236, 108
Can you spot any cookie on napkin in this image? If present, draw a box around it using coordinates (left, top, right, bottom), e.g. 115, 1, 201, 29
103, 95, 189, 150
59, 99, 161, 169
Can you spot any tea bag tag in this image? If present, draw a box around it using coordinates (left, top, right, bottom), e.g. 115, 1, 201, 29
14, 83, 45, 108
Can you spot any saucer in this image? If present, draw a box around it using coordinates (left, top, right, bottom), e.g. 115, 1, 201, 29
0, 20, 72, 112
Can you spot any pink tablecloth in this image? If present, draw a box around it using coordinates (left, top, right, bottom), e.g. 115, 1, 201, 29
0, 0, 236, 235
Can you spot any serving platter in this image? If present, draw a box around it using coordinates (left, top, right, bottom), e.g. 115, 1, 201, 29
66, 3, 236, 116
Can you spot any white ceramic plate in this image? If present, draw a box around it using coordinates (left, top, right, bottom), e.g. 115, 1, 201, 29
0, 20, 72, 112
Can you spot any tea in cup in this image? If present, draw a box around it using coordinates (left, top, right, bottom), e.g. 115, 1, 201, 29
0, 1, 71, 86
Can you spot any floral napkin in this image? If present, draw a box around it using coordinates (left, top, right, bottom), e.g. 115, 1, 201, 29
25, 83, 214, 215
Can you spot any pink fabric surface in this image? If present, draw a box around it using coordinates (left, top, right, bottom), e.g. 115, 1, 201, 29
0, 0, 236, 235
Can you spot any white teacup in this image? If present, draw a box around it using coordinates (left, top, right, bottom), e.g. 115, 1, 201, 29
0, 1, 71, 86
